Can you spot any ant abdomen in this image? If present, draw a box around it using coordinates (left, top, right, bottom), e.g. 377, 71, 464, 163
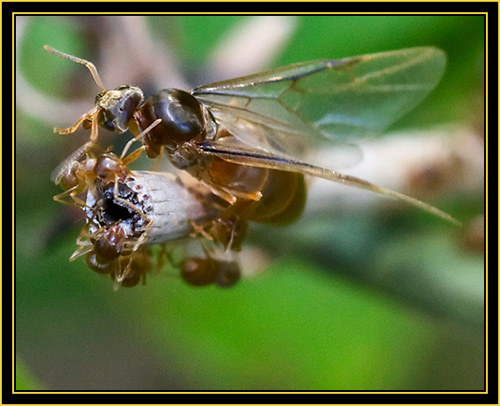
180, 257, 241, 288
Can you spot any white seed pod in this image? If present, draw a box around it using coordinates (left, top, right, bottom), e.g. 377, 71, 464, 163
84, 171, 218, 246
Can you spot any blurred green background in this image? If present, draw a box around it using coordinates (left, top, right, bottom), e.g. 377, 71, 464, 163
15, 15, 485, 391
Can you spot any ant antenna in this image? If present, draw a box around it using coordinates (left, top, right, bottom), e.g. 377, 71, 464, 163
44, 45, 107, 92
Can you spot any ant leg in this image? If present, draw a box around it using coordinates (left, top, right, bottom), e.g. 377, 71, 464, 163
110, 176, 150, 222
205, 184, 262, 206
53, 186, 87, 208
54, 107, 99, 136
89, 109, 101, 142
121, 145, 145, 167
53, 188, 77, 206
69, 215, 107, 261
156, 244, 174, 273
69, 232, 96, 261
69, 242, 94, 262
120, 118, 162, 159
115, 220, 154, 284
188, 219, 215, 242
128, 220, 154, 254
112, 261, 124, 291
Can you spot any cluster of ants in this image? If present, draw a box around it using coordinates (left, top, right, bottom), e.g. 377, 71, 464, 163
47, 45, 458, 289
48, 48, 246, 289
54, 121, 245, 289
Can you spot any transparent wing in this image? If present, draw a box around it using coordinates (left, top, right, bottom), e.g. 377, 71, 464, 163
51, 141, 93, 184
192, 47, 446, 159
199, 140, 460, 226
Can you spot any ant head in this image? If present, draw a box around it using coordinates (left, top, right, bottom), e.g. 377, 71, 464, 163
44, 45, 144, 134
96, 85, 144, 133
